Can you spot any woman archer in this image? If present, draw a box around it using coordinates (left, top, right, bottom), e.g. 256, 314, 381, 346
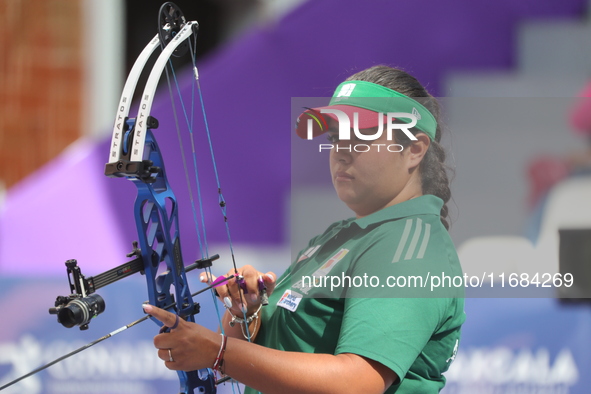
143, 65, 465, 394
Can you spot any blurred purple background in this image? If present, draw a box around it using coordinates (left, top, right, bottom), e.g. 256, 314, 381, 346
1, 0, 586, 275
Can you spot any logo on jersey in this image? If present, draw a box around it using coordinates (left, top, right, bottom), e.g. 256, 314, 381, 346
277, 289, 302, 312
391, 218, 431, 263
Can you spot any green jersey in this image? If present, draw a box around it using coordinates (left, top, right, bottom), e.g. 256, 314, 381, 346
245, 195, 465, 393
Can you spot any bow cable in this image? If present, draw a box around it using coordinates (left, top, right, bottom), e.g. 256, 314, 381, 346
162, 39, 233, 350
161, 12, 254, 393
164, 29, 254, 343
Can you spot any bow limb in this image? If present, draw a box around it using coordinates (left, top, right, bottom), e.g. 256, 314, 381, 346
104, 21, 200, 321
108, 35, 160, 163
130, 21, 198, 162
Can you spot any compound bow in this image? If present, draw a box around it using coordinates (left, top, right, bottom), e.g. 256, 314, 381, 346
0, 2, 250, 393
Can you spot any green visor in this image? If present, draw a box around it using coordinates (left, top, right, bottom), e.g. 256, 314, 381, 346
295, 80, 437, 140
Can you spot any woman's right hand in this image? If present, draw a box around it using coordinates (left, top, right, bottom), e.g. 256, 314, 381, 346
200, 265, 277, 316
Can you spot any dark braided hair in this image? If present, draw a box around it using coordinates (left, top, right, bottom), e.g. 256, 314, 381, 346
345, 66, 452, 230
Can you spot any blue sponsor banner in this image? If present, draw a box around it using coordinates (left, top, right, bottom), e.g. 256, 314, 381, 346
445, 297, 591, 393
0, 277, 237, 394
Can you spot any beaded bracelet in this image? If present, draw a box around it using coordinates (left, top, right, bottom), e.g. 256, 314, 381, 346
227, 304, 262, 327
226, 304, 263, 339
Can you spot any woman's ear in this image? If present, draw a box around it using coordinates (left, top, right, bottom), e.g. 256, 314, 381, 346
406, 133, 431, 170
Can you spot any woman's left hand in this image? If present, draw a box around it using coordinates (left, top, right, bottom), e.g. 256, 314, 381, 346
143, 304, 221, 372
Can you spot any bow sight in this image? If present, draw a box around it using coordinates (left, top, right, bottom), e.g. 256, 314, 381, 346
48, 243, 219, 330
48, 244, 143, 330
